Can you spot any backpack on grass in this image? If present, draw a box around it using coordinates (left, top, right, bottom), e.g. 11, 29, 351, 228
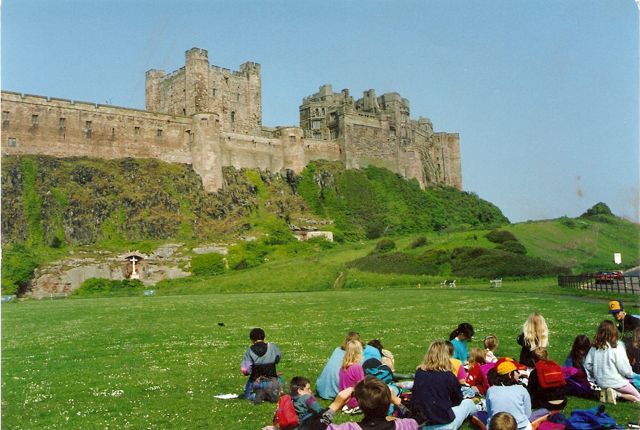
274, 394, 298, 430
535, 360, 566, 389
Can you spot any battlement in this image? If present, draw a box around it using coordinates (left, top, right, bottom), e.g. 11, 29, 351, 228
2, 47, 461, 192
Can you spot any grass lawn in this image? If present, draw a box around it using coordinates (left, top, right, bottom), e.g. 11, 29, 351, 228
2, 285, 638, 429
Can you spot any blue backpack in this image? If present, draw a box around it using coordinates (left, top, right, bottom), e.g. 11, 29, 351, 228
565, 406, 620, 430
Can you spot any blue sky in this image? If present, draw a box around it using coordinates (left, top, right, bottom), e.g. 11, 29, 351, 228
2, 0, 638, 223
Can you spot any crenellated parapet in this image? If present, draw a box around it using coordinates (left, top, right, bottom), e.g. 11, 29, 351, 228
2, 47, 461, 192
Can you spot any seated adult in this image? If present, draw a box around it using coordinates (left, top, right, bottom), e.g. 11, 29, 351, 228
608, 300, 640, 337
316, 332, 382, 400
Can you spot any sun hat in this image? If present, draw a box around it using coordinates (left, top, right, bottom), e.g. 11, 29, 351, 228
608, 300, 623, 315
495, 357, 526, 375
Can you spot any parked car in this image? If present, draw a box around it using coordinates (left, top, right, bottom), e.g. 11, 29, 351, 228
594, 271, 623, 282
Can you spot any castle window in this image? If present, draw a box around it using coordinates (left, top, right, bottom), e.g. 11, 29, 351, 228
31, 114, 38, 126
59, 118, 66, 129
2, 111, 9, 126
156, 128, 163, 137
212, 88, 216, 97
330, 128, 338, 139
289, 136, 296, 143
85, 121, 92, 138
111, 127, 115, 137
7, 137, 16, 147
134, 126, 140, 135
183, 109, 186, 115
230, 111, 235, 123
236, 93, 241, 102
311, 120, 320, 130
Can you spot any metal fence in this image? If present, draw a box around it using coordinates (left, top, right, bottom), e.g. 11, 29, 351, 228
558, 274, 640, 295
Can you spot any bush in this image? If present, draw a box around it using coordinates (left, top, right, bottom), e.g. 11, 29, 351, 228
374, 239, 396, 253
497, 240, 527, 255
409, 236, 428, 249
485, 230, 518, 244
450, 247, 569, 278
560, 217, 576, 228
75, 278, 145, 296
191, 253, 226, 276
1, 245, 39, 295
348, 249, 449, 275
229, 241, 270, 271
263, 223, 295, 245
581, 202, 613, 217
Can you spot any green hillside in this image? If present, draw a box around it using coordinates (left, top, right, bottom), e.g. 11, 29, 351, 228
506, 216, 640, 273
2, 155, 638, 296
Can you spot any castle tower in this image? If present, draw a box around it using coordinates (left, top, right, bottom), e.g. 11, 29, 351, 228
145, 69, 165, 113
191, 113, 223, 192
185, 48, 210, 116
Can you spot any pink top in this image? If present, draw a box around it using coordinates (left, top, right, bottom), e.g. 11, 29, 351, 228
328, 418, 419, 430
339, 363, 365, 408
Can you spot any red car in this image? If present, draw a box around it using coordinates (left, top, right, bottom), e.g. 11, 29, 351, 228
594, 271, 623, 282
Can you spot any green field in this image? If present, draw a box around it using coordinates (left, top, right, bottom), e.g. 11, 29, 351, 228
2, 284, 638, 429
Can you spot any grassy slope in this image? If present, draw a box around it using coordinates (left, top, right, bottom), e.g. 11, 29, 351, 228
2, 287, 638, 429
507, 218, 640, 273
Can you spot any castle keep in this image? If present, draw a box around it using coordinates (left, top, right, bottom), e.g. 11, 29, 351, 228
1, 48, 462, 191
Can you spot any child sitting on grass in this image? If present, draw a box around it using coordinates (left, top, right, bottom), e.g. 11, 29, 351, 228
466, 348, 488, 395
484, 335, 499, 363
488, 412, 517, 430
526, 348, 567, 411
584, 320, 640, 403
327, 376, 418, 430
339, 340, 366, 414
517, 313, 548, 368
485, 358, 531, 430
449, 323, 475, 364
446, 341, 468, 384
562, 334, 593, 397
289, 376, 327, 429
411, 340, 478, 429
241, 327, 282, 403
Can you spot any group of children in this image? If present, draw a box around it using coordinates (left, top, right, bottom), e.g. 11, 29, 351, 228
241, 300, 640, 430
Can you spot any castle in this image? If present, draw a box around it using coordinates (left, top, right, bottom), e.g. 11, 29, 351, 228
1, 48, 461, 191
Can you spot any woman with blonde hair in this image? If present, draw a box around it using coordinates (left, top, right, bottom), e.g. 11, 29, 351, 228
517, 313, 549, 368
410, 340, 477, 429
338, 340, 365, 413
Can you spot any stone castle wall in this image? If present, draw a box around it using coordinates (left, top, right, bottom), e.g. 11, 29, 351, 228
1, 92, 193, 164
1, 47, 461, 191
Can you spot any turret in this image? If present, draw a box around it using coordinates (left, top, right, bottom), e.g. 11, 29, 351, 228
145, 69, 165, 112
185, 48, 210, 115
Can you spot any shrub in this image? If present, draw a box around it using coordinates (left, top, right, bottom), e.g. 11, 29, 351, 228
74, 278, 145, 296
450, 247, 569, 278
560, 217, 576, 228
374, 239, 396, 253
263, 223, 295, 245
1, 245, 39, 295
485, 230, 518, 244
229, 241, 270, 270
191, 253, 226, 276
348, 249, 449, 275
409, 236, 428, 249
581, 202, 613, 217
497, 240, 527, 255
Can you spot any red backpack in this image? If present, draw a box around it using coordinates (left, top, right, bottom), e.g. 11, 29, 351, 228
274, 394, 299, 430
535, 359, 566, 388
